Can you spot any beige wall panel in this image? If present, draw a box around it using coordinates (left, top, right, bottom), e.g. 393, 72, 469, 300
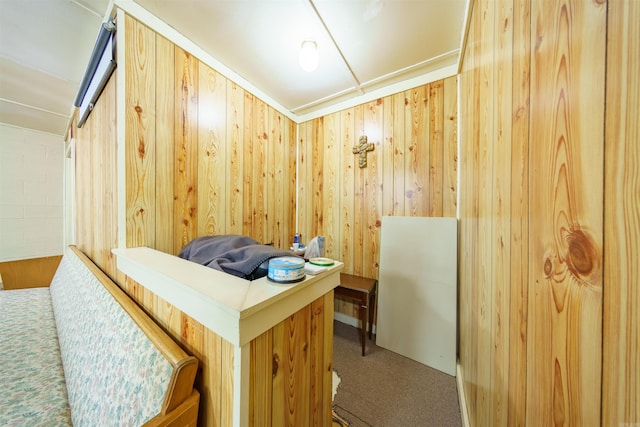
603, 0, 640, 424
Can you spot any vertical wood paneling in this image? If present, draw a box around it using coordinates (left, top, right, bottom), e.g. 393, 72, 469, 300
322, 113, 340, 260
363, 100, 382, 278
250, 329, 272, 425
339, 109, 355, 275
458, 0, 632, 426
603, 0, 640, 425
125, 16, 156, 249
392, 92, 406, 217
202, 328, 223, 427
251, 98, 268, 243
527, 1, 604, 424
352, 105, 365, 277
242, 91, 254, 237
442, 76, 457, 218
270, 108, 284, 248
174, 47, 199, 254
197, 65, 227, 237
491, 1, 513, 425
508, 0, 530, 425
226, 82, 244, 235
308, 297, 325, 426
301, 78, 458, 319
311, 119, 324, 240
404, 88, 426, 217
155, 35, 175, 255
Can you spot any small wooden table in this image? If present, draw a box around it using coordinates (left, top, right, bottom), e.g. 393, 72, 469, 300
335, 273, 378, 356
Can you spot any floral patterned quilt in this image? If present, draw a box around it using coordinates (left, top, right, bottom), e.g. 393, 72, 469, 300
0, 287, 72, 426
0, 247, 176, 427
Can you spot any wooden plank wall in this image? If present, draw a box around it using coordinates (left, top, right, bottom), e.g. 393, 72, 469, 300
458, 0, 638, 426
603, 0, 639, 424
298, 77, 458, 320
124, 15, 296, 254
74, 75, 119, 280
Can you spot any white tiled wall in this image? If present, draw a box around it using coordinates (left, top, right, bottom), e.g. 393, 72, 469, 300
0, 124, 64, 261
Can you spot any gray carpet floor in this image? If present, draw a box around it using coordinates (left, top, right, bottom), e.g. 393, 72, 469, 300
332, 321, 462, 427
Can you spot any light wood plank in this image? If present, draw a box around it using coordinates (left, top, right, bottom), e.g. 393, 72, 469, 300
428, 81, 444, 217
442, 76, 458, 218
0, 255, 62, 289
226, 82, 244, 235
125, 15, 156, 249
250, 329, 273, 426
527, 0, 605, 424
173, 47, 198, 254
197, 64, 227, 237
155, 35, 175, 254
603, 0, 640, 424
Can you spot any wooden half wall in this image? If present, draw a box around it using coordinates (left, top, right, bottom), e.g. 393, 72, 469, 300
298, 76, 458, 320
458, 0, 638, 426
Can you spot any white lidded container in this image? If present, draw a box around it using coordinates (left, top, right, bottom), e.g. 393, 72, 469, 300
267, 257, 305, 283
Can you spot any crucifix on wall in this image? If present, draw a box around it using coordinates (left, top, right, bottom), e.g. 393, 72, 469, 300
353, 135, 375, 168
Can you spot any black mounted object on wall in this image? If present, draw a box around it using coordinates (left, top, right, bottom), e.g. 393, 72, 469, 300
75, 18, 117, 128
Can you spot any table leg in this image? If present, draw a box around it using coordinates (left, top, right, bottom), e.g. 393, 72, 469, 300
368, 291, 375, 340
361, 302, 368, 356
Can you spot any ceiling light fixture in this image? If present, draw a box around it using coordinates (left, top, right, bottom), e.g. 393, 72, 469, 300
299, 40, 319, 72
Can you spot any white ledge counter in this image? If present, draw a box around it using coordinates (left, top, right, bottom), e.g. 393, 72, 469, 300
112, 246, 343, 347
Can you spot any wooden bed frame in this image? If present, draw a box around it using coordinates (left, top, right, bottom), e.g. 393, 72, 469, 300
70, 246, 200, 426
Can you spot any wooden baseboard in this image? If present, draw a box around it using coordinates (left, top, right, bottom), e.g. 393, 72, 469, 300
456, 362, 471, 427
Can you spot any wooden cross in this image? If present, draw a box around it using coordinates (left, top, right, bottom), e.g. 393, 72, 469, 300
353, 135, 375, 168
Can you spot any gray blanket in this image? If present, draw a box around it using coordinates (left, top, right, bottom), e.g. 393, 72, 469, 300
178, 235, 295, 280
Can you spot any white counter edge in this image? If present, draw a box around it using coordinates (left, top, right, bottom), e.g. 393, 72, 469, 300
112, 246, 343, 346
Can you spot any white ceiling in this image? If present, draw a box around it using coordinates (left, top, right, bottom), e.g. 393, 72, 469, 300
0, 0, 467, 137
